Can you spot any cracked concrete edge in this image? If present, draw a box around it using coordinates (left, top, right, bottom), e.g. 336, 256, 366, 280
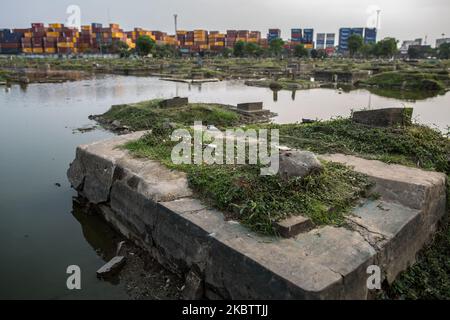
319, 153, 447, 211
67, 133, 377, 299
67, 132, 448, 299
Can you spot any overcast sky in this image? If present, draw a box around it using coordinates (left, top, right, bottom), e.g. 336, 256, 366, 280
1, 0, 449, 45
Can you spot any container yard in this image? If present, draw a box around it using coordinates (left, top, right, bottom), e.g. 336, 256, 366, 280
1, 23, 278, 55
0, 21, 385, 56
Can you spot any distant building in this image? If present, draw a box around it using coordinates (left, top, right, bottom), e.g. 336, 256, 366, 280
316, 33, 326, 49
326, 33, 335, 48
303, 28, 314, 45
436, 38, 450, 48
268, 29, 281, 42
291, 28, 302, 43
316, 33, 334, 50
400, 38, 422, 55
339, 27, 364, 52
364, 28, 377, 44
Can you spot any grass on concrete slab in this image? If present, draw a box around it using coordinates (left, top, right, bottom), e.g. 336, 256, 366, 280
359, 70, 448, 91
255, 118, 450, 175
124, 126, 372, 235
100, 100, 242, 131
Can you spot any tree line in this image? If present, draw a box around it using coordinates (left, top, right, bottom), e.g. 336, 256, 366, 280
118, 34, 450, 60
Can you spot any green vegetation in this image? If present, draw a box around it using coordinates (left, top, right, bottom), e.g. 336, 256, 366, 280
259, 119, 450, 174
233, 41, 264, 58
356, 38, 399, 58
438, 43, 450, 60
124, 127, 372, 235
294, 44, 308, 58
348, 35, 364, 57
359, 70, 448, 91
136, 35, 156, 56
119, 116, 450, 236
268, 38, 285, 57
0, 69, 10, 82
100, 100, 241, 131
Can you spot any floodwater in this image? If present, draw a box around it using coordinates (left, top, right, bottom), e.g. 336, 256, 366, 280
0, 75, 449, 300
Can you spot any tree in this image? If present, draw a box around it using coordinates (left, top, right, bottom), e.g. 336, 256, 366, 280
222, 47, 233, 58
361, 43, 375, 58
310, 49, 319, 59
233, 41, 245, 57
373, 38, 398, 58
294, 44, 308, 58
348, 34, 364, 57
408, 46, 421, 59
155, 44, 177, 58
244, 42, 260, 57
316, 49, 328, 59
136, 35, 156, 56
438, 43, 450, 59
269, 38, 285, 56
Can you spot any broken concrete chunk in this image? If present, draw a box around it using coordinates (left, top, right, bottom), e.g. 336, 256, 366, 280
278, 150, 323, 180
96, 256, 126, 279
182, 269, 204, 300
352, 108, 413, 127
275, 215, 314, 238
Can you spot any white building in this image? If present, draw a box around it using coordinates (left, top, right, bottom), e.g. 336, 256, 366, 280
436, 38, 450, 48
400, 38, 422, 55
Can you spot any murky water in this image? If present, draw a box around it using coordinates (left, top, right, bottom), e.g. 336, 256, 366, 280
0, 75, 449, 299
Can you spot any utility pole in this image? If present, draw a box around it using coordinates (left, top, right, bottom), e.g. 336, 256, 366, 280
174, 14, 178, 41
376, 9, 381, 30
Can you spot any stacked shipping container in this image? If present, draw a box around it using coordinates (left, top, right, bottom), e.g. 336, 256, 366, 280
1, 23, 354, 55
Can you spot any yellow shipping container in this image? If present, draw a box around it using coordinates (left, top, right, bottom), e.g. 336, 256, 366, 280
33, 48, 43, 54
57, 42, 74, 48
112, 32, 124, 38
46, 32, 60, 38
23, 48, 33, 54
81, 25, 92, 31
45, 48, 56, 54
49, 23, 63, 29
24, 32, 33, 38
